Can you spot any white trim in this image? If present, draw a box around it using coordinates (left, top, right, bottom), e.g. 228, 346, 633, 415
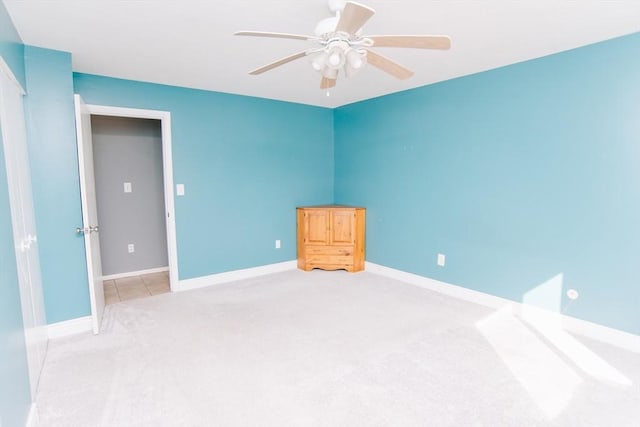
25, 403, 39, 427
82, 103, 179, 292
366, 262, 512, 309
366, 262, 640, 354
559, 315, 640, 353
102, 266, 169, 281
74, 94, 104, 336
47, 316, 92, 339
0, 56, 25, 94
176, 261, 297, 292
47, 262, 296, 336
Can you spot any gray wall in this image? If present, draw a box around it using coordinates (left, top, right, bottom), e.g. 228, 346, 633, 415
91, 116, 168, 276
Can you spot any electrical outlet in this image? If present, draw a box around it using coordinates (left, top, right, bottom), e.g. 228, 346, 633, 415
128, 244, 135, 253
275, 239, 281, 249
437, 253, 446, 267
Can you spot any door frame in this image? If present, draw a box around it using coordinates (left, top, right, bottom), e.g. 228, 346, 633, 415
81, 103, 179, 290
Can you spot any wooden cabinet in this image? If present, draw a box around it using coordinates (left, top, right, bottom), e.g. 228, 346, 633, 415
297, 205, 365, 272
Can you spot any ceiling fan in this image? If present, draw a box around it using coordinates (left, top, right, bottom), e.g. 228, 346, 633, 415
235, 0, 451, 89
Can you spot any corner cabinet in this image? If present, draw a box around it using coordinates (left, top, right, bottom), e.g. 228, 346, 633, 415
296, 205, 366, 272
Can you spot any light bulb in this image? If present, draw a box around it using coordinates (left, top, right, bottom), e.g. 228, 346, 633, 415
311, 52, 328, 71
344, 49, 367, 78
328, 52, 342, 67
346, 49, 363, 69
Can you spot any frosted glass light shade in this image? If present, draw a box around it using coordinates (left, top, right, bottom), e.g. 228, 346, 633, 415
311, 52, 328, 71
328, 52, 342, 66
325, 46, 345, 69
344, 49, 367, 78
346, 48, 364, 69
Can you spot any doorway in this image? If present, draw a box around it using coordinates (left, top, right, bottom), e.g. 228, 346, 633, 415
74, 99, 178, 334
91, 115, 170, 304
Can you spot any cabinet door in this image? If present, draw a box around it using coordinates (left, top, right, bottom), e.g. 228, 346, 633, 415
304, 209, 330, 245
330, 209, 355, 245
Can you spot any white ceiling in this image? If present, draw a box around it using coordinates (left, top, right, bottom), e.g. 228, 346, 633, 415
4, 0, 640, 108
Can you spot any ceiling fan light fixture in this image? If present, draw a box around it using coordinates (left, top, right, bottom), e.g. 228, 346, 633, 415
236, 1, 452, 89
328, 51, 342, 67
344, 49, 367, 78
346, 48, 365, 69
311, 51, 329, 71
325, 40, 350, 70
326, 46, 346, 69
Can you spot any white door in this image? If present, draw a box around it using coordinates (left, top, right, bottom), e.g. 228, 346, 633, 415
74, 94, 105, 335
0, 60, 48, 399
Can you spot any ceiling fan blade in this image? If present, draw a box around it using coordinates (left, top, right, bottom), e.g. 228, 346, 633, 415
368, 35, 451, 50
364, 49, 414, 80
249, 51, 309, 75
335, 2, 375, 35
235, 31, 317, 41
320, 77, 337, 89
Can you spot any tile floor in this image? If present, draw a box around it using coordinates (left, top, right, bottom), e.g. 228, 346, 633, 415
104, 271, 170, 305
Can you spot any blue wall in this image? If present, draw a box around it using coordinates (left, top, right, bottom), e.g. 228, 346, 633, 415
73, 74, 334, 282
0, 2, 31, 424
23, 46, 90, 323
4, 1, 639, 349
335, 32, 640, 335
18, 63, 334, 324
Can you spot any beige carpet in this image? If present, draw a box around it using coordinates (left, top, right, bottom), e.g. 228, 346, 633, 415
36, 270, 640, 426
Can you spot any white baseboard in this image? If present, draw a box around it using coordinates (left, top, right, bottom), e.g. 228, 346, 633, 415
366, 262, 640, 354
46, 262, 296, 338
26, 402, 39, 427
176, 261, 297, 292
102, 266, 169, 281
47, 316, 92, 340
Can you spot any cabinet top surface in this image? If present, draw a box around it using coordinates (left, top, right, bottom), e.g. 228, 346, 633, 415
297, 204, 365, 210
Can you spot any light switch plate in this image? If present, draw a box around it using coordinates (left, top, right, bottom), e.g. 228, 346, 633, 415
176, 184, 185, 196
437, 253, 446, 267
124, 182, 132, 193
